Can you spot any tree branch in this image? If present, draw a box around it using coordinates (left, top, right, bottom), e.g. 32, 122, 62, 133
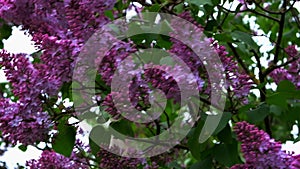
263, 53, 300, 76
273, 0, 287, 64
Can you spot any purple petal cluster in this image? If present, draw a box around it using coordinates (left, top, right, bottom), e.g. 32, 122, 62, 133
0, 98, 50, 145
97, 147, 148, 169
212, 42, 253, 104
169, 12, 252, 103
97, 145, 176, 169
285, 45, 298, 58
0, 0, 118, 145
26, 150, 89, 169
0, 52, 52, 145
65, 0, 114, 41
168, 12, 205, 90
291, 155, 300, 169
231, 121, 296, 169
98, 42, 137, 85
102, 63, 199, 121
270, 45, 300, 88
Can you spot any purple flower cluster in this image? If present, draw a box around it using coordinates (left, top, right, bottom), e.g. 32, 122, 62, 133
101, 62, 199, 121
231, 121, 298, 169
65, 0, 114, 41
212, 42, 253, 104
0, 98, 50, 145
26, 150, 89, 169
168, 12, 206, 90
270, 45, 300, 88
0, 0, 117, 145
98, 42, 137, 85
97, 145, 177, 169
291, 155, 300, 169
169, 12, 252, 103
97, 147, 149, 169
26, 139, 90, 168
0, 52, 52, 145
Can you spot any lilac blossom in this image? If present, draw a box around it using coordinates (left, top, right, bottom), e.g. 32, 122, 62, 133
97, 145, 176, 169
270, 45, 300, 88
0, 52, 52, 145
26, 150, 89, 169
231, 121, 295, 169
0, 98, 50, 145
170, 12, 253, 103
291, 155, 300, 169
0, 0, 118, 145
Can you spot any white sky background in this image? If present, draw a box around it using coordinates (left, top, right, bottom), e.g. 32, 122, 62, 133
0, 1, 300, 168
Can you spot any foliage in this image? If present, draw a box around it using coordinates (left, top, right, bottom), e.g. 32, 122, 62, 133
0, 0, 300, 168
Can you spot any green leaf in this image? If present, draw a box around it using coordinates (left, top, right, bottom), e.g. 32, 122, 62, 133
268, 1, 281, 11
167, 161, 182, 169
287, 106, 300, 123
146, 4, 161, 12
267, 80, 300, 109
0, 21, 12, 40
190, 157, 213, 169
270, 105, 283, 116
110, 119, 134, 137
18, 145, 27, 152
205, 20, 218, 31
159, 56, 175, 66
52, 123, 76, 157
104, 10, 114, 20
159, 20, 173, 35
174, 3, 184, 13
211, 0, 220, 6
231, 30, 258, 50
89, 125, 112, 149
294, 136, 300, 143
187, 119, 206, 160
214, 33, 234, 43
270, 24, 279, 42
246, 103, 270, 123
277, 80, 296, 93
217, 124, 232, 143
79, 111, 98, 119
267, 93, 288, 109
187, 0, 213, 6
256, 17, 270, 33
156, 35, 172, 49
60, 82, 72, 100
138, 48, 169, 65
89, 137, 101, 156
213, 112, 232, 135
213, 140, 240, 167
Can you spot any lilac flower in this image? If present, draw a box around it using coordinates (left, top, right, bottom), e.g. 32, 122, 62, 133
0, 52, 52, 145
170, 12, 253, 103
64, 0, 115, 41
237, 0, 246, 4
98, 147, 147, 169
212, 42, 253, 103
97, 145, 176, 169
291, 155, 300, 169
0, 98, 51, 145
231, 121, 294, 169
98, 41, 137, 85
285, 45, 298, 58
0, 0, 118, 146
26, 150, 89, 169
270, 45, 300, 89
